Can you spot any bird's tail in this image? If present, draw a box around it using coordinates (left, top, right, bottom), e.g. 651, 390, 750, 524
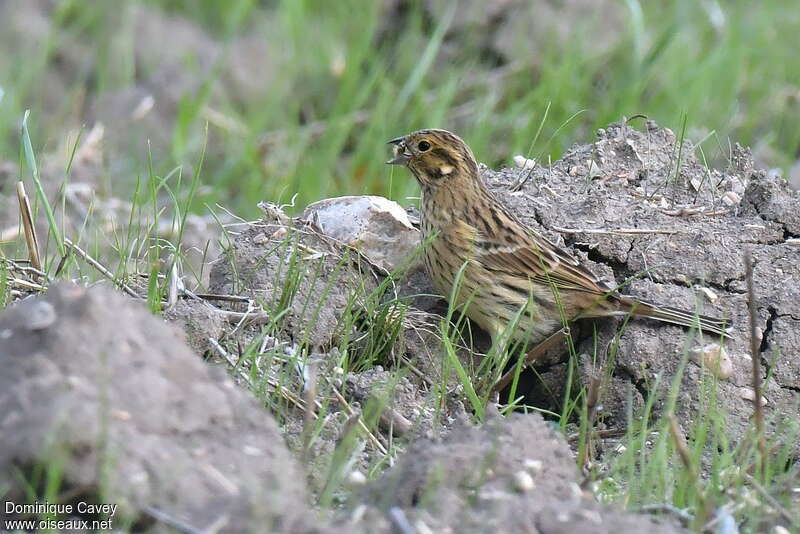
617, 295, 731, 338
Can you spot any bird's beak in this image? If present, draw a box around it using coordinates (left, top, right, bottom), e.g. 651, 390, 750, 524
386, 136, 410, 165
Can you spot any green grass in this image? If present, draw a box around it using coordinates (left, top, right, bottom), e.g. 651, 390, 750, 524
1, 0, 799, 218
598, 359, 800, 532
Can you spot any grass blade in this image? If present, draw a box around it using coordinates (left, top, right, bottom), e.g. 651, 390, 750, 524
21, 110, 65, 258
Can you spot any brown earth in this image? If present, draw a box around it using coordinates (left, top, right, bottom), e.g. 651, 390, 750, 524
350, 413, 683, 534
0, 284, 326, 533
0, 283, 687, 534
477, 121, 800, 450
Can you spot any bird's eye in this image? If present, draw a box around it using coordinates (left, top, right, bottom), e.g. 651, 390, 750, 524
417, 140, 431, 152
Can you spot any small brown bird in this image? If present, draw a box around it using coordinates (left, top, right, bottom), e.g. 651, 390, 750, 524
387, 129, 729, 350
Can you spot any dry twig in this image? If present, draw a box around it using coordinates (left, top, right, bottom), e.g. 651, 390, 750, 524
191, 293, 251, 303
215, 308, 271, 325
743, 473, 797, 526
301, 362, 318, 461
208, 337, 309, 414
567, 428, 626, 443
660, 206, 729, 217
16, 182, 41, 271
744, 249, 767, 472
8, 277, 47, 292
667, 415, 710, 525
578, 371, 602, 470
328, 384, 389, 455
64, 237, 140, 298
553, 226, 679, 236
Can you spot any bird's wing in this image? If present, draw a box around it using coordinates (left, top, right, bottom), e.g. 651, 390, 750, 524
473, 217, 611, 295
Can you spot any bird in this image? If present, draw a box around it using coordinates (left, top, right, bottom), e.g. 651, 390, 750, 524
386, 128, 729, 353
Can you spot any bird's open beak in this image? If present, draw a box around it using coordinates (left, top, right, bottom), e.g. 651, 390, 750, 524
386, 136, 410, 165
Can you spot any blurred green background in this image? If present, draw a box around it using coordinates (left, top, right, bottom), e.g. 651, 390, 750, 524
1, 0, 798, 216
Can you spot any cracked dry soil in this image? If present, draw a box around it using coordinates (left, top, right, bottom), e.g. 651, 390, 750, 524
472, 121, 800, 447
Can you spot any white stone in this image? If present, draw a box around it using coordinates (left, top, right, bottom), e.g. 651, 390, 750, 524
524, 458, 543, 473
303, 195, 421, 271
513, 155, 536, 170
740, 387, 768, 406
722, 191, 741, 206
697, 286, 719, 302
691, 343, 733, 380
512, 471, 535, 493
347, 470, 367, 486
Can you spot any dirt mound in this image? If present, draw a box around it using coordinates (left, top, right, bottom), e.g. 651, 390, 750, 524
208, 209, 380, 349
204, 209, 453, 495
350, 413, 683, 533
1, 287, 679, 533
481, 120, 800, 447
0, 284, 323, 533
163, 297, 227, 356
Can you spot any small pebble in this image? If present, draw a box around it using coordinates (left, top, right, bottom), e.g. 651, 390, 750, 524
513, 471, 535, 493
347, 470, 367, 486
270, 227, 288, 240
111, 409, 131, 421
242, 445, 263, 456
26, 301, 56, 330
691, 343, 733, 380
131, 95, 154, 120
524, 459, 543, 473
513, 155, 536, 170
580, 509, 603, 524
767, 168, 783, 180
569, 165, 586, 177
740, 388, 768, 406
722, 191, 741, 206
698, 286, 719, 302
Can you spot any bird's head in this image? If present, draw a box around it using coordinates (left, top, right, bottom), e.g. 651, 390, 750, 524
387, 129, 479, 188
